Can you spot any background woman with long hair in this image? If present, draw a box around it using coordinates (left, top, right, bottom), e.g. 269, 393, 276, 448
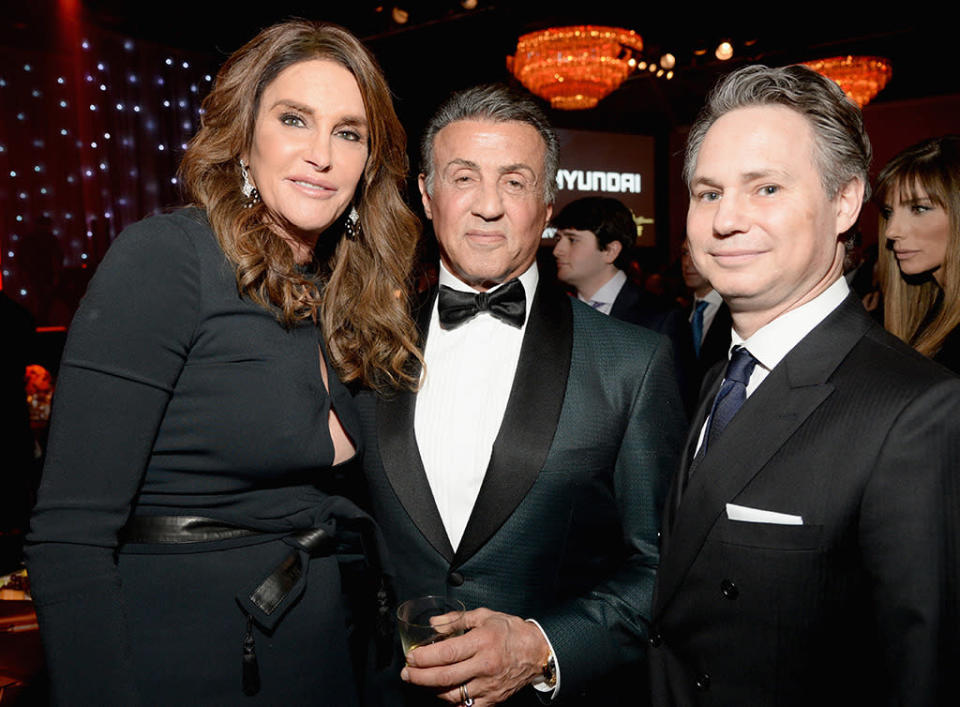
26, 21, 420, 704
876, 135, 960, 373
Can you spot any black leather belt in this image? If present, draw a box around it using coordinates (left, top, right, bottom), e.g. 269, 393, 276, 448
121, 515, 261, 544
120, 512, 392, 696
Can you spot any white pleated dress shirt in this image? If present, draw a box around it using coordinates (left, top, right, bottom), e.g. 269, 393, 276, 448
413, 261, 560, 696
414, 261, 538, 551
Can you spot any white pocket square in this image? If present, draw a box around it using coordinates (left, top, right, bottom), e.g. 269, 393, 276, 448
726, 503, 803, 525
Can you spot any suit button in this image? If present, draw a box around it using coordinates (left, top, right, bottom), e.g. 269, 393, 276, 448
648, 631, 662, 647
695, 673, 711, 691
720, 578, 739, 599
447, 571, 464, 587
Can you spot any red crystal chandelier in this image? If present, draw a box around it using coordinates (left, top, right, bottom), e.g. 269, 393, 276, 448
507, 25, 644, 110
801, 55, 893, 107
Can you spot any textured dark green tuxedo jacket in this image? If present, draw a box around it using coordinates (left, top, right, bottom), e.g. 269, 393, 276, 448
357, 278, 686, 704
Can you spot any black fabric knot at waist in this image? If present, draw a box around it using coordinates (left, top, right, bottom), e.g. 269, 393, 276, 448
119, 494, 395, 695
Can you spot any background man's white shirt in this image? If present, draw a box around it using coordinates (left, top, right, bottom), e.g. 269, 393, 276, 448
576, 269, 626, 315
690, 288, 724, 345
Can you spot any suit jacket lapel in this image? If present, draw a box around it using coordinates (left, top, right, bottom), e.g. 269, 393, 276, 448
655, 294, 871, 614
701, 302, 732, 361
661, 368, 722, 537
377, 290, 455, 562
453, 279, 573, 566
608, 280, 636, 321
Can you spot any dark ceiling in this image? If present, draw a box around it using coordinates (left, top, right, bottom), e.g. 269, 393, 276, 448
5, 1, 956, 136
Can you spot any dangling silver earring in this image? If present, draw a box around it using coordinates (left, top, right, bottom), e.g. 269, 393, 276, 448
344, 206, 361, 241
239, 159, 260, 208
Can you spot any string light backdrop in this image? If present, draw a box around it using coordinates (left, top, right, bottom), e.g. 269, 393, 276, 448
0, 10, 217, 324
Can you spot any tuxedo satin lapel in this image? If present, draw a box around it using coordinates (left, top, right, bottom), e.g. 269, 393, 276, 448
452, 280, 573, 566
654, 293, 870, 614
376, 290, 455, 562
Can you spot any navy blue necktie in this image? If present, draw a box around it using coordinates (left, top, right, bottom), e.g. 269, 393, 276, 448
702, 345, 758, 454
679, 346, 758, 507
691, 300, 709, 358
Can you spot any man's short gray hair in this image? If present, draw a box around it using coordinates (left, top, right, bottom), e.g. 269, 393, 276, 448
420, 83, 560, 203
684, 64, 872, 202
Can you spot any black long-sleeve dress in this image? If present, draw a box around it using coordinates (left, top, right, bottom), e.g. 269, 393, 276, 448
26, 208, 377, 705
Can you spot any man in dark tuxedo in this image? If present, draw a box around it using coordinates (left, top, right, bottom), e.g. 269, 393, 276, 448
358, 85, 686, 705
552, 196, 693, 409
648, 64, 960, 706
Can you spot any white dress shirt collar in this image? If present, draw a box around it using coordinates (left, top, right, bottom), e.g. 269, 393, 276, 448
700, 288, 723, 308
690, 288, 724, 342
731, 276, 850, 396
696, 277, 850, 451
577, 269, 626, 315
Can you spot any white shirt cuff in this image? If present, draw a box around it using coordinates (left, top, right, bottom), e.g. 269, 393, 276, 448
525, 618, 560, 699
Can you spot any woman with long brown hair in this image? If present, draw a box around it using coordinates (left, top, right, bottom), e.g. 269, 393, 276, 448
876, 135, 960, 372
26, 21, 419, 704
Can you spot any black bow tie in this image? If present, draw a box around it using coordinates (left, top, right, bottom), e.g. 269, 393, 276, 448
438, 279, 526, 330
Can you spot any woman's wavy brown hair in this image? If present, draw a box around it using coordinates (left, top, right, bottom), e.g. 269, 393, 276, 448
179, 20, 421, 391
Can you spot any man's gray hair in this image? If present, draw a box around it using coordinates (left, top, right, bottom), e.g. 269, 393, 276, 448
420, 83, 560, 203
684, 64, 872, 202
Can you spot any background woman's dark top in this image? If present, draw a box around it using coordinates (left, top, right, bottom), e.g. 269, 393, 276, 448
26, 208, 369, 704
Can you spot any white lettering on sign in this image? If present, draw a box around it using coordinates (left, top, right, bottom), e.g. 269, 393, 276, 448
556, 169, 642, 194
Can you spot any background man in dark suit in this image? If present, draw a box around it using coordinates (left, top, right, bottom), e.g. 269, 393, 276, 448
552, 196, 684, 328
680, 238, 730, 399
552, 196, 694, 410
649, 64, 960, 706
552, 196, 645, 317
358, 85, 686, 705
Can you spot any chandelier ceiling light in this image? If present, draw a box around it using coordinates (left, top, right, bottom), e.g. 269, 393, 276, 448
507, 25, 644, 110
801, 55, 893, 107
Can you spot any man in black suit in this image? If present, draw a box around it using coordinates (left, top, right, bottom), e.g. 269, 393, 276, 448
358, 85, 686, 705
680, 239, 730, 399
552, 196, 693, 407
648, 64, 960, 706
551, 196, 670, 326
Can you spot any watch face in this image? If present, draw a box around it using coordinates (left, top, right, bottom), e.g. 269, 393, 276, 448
543, 655, 557, 687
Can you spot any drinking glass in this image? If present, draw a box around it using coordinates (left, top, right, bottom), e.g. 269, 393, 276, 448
396, 596, 466, 655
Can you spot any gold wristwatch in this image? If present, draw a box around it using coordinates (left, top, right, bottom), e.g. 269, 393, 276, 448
541, 653, 557, 688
